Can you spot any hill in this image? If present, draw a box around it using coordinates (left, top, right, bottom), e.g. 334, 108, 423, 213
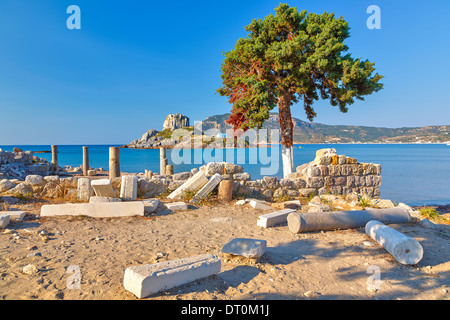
194, 113, 450, 144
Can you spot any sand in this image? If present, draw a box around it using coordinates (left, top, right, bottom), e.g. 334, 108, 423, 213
0, 200, 449, 300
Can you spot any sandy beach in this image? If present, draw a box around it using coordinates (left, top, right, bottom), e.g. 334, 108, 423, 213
1, 198, 449, 300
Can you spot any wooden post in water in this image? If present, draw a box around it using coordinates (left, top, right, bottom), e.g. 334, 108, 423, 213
109, 147, 121, 179
82, 146, 89, 176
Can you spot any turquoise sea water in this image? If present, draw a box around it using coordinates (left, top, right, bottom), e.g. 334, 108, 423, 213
1, 144, 449, 206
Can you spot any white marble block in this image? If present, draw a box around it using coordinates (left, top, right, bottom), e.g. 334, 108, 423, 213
91, 179, 115, 198
120, 175, 138, 201
123, 254, 221, 298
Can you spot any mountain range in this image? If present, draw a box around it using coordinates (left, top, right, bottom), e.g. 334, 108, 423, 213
194, 113, 450, 144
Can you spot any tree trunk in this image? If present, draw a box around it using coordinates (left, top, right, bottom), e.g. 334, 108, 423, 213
278, 92, 294, 177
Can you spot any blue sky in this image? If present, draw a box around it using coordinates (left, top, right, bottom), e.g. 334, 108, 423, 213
0, 0, 449, 145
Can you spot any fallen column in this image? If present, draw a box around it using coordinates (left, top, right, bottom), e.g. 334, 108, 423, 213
123, 254, 221, 298
287, 207, 412, 234
365, 220, 423, 265
257, 208, 296, 228
190, 173, 222, 203
120, 175, 138, 201
40, 202, 144, 218
167, 171, 208, 200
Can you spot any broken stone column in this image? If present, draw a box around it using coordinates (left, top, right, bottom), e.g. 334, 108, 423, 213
51, 145, 58, 172
167, 171, 208, 200
160, 147, 167, 175
190, 173, 222, 203
82, 146, 89, 176
365, 220, 423, 265
257, 208, 296, 228
123, 254, 221, 299
109, 147, 120, 179
166, 164, 173, 176
287, 207, 412, 234
77, 178, 94, 201
120, 175, 138, 201
218, 180, 233, 202
144, 169, 153, 180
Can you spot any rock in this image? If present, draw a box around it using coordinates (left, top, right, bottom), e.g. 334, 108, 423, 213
8, 183, 33, 196
418, 218, 441, 230
143, 199, 160, 214
200, 162, 225, 177
235, 199, 247, 206
262, 176, 279, 189
249, 200, 273, 210
13, 147, 23, 153
22, 264, 39, 275
41, 182, 63, 198
0, 180, 15, 193
25, 175, 46, 186
307, 204, 332, 213
370, 198, 395, 209
162, 113, 190, 131
172, 172, 192, 181
221, 238, 267, 258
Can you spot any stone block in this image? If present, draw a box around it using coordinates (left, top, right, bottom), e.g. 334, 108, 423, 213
25, 175, 46, 186
0, 211, 26, 221
120, 175, 138, 201
249, 200, 273, 210
165, 202, 188, 211
91, 179, 115, 198
328, 165, 341, 176
89, 196, 122, 203
221, 238, 267, 258
257, 209, 296, 228
0, 214, 10, 228
123, 254, 221, 298
262, 176, 279, 189
40, 202, 145, 218
307, 177, 324, 188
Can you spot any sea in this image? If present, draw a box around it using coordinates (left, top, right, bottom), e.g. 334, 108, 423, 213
1, 144, 449, 207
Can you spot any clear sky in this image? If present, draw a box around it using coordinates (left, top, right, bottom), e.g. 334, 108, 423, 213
0, 0, 449, 145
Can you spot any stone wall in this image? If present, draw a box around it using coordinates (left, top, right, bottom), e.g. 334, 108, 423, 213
0, 149, 382, 202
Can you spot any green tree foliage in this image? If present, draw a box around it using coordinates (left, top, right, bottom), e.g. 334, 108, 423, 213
217, 3, 383, 147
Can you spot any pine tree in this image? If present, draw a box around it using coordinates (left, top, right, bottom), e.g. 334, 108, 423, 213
217, 3, 383, 176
